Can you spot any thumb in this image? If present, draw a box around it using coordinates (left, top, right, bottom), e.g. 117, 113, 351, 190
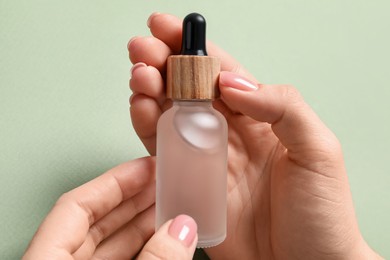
219, 71, 342, 163
137, 215, 198, 260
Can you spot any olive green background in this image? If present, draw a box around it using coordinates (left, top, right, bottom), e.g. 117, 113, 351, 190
1, 0, 389, 258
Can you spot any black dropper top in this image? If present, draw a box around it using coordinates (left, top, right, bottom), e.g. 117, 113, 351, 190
180, 13, 207, 56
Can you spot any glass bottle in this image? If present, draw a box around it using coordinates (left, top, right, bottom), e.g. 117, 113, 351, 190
155, 13, 228, 248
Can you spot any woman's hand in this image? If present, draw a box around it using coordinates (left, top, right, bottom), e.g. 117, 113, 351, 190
128, 13, 381, 259
23, 157, 198, 259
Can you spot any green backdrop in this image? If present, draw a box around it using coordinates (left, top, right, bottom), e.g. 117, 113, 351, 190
1, 0, 389, 258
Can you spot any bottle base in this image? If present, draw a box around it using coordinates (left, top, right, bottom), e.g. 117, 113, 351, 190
196, 233, 226, 248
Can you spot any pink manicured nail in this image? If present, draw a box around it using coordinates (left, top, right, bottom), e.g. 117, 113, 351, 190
220, 71, 258, 91
147, 12, 160, 28
130, 62, 147, 77
168, 215, 197, 247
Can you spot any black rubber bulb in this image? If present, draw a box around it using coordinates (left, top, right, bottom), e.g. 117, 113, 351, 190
180, 13, 207, 56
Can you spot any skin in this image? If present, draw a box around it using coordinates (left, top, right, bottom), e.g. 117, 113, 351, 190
23, 12, 382, 260
128, 13, 382, 259
23, 157, 198, 259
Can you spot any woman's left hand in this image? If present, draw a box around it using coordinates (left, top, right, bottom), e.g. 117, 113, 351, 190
23, 156, 198, 259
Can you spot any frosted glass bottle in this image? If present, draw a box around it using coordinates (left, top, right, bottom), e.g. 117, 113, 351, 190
156, 12, 227, 248
156, 100, 228, 247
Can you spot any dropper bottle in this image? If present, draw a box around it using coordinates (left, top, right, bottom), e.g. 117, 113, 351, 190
156, 13, 228, 248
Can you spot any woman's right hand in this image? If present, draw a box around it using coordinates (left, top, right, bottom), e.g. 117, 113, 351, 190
128, 13, 381, 259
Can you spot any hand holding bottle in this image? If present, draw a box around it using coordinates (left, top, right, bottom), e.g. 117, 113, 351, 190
129, 13, 382, 259
23, 158, 198, 259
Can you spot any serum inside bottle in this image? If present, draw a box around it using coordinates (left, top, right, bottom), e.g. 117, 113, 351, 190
156, 13, 228, 248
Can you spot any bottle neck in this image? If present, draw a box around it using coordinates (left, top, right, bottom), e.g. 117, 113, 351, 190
173, 100, 213, 107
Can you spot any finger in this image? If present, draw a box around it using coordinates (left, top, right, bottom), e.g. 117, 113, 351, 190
130, 62, 165, 106
72, 181, 155, 259
130, 94, 162, 155
24, 157, 155, 257
147, 13, 257, 82
147, 12, 182, 53
93, 205, 155, 259
128, 36, 171, 72
219, 71, 342, 168
137, 215, 198, 260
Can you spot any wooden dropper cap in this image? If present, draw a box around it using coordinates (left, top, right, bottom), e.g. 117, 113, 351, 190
167, 13, 220, 100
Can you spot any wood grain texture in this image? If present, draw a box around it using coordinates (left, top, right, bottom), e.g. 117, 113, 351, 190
167, 55, 220, 100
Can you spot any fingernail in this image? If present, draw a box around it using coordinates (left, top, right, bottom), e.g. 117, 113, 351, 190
220, 71, 258, 91
129, 93, 137, 105
127, 36, 139, 50
130, 62, 147, 77
168, 215, 197, 247
147, 12, 160, 28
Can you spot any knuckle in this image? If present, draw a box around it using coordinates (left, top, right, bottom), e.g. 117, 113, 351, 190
55, 192, 96, 225
131, 222, 150, 242
281, 84, 303, 104
272, 84, 304, 125
89, 223, 106, 246
231, 62, 243, 74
